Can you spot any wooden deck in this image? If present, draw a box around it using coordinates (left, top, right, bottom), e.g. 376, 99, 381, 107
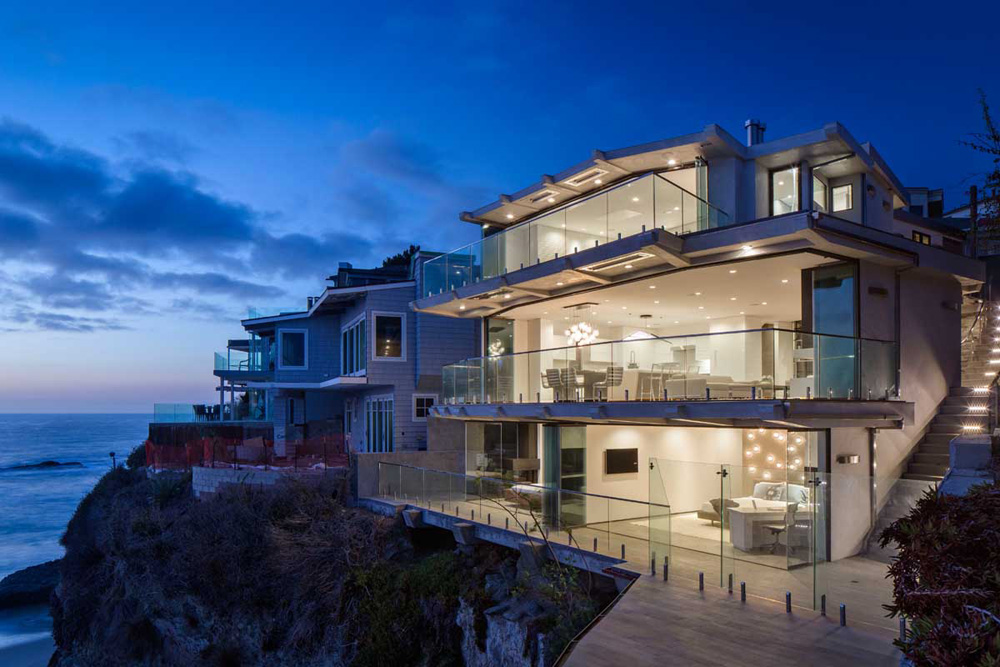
565, 575, 900, 667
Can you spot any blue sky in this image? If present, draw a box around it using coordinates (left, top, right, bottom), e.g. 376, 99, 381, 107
0, 1, 996, 412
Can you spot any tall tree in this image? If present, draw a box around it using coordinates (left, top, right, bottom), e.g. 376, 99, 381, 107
382, 244, 420, 267
961, 90, 1000, 254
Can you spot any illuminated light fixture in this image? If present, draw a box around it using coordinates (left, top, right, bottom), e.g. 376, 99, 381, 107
730, 297, 737, 301
556, 282, 564, 286
766, 454, 775, 463
503, 294, 511, 300
506, 213, 514, 219
963, 424, 983, 431
487, 339, 505, 356
986, 372, 995, 377
621, 306, 627, 310
795, 437, 803, 444
729, 269, 737, 274
654, 300, 660, 304
594, 179, 603, 185
781, 279, 789, 284
753, 444, 761, 453
632, 197, 640, 202
649, 285, 656, 289
762, 301, 768, 305
624, 264, 633, 269
794, 458, 802, 465
667, 158, 677, 166
758, 427, 765, 434
787, 445, 797, 453
482, 223, 490, 229
968, 405, 988, 411
747, 432, 755, 440
741, 245, 752, 251
459, 304, 466, 310
673, 320, 678, 324
749, 466, 757, 473
694, 292, 702, 296
778, 181, 785, 186
763, 471, 772, 480
548, 197, 555, 203
745, 450, 754, 457
776, 462, 783, 469
698, 306, 705, 310
705, 316, 710, 319
565, 321, 599, 346
739, 311, 745, 315
673, 206, 680, 211
788, 464, 796, 471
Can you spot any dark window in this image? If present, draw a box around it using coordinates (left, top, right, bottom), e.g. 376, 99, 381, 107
912, 231, 932, 245
280, 331, 306, 368
928, 201, 943, 218
375, 315, 403, 358
414, 395, 436, 420
909, 204, 924, 215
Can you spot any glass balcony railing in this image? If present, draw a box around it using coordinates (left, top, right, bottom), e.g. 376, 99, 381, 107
246, 306, 305, 320
423, 171, 731, 297
441, 328, 897, 405
213, 336, 273, 373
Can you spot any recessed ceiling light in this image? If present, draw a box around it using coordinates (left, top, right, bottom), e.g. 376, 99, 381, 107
762, 301, 768, 305
548, 197, 555, 203
595, 179, 603, 185
781, 279, 789, 283
506, 213, 514, 219
632, 197, 640, 202
778, 181, 785, 186
604, 299, 610, 302
667, 158, 677, 166
739, 311, 745, 315
556, 282, 564, 286
729, 269, 737, 274
564, 316, 569, 320
654, 300, 660, 304
649, 285, 656, 289
607, 320, 612, 324
543, 311, 548, 315
694, 292, 702, 296
705, 316, 710, 319
674, 320, 679, 324
673, 206, 680, 211
698, 306, 705, 310
482, 223, 490, 229
503, 294, 511, 299
624, 264, 633, 269
741, 245, 752, 251
730, 297, 737, 301
459, 304, 466, 310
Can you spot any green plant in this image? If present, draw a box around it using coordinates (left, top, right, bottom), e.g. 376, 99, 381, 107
125, 444, 146, 470
880, 483, 1000, 665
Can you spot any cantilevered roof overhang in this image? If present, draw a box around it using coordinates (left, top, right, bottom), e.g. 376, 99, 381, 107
430, 398, 914, 431
466, 122, 911, 229
246, 376, 390, 391
412, 211, 985, 319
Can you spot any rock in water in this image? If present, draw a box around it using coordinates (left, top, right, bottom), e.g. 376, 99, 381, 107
1, 461, 84, 471
0, 560, 61, 609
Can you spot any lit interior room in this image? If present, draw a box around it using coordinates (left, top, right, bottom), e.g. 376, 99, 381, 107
475, 252, 883, 404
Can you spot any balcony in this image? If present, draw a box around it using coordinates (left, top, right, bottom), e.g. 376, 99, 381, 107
423, 171, 731, 298
213, 336, 273, 381
441, 328, 898, 408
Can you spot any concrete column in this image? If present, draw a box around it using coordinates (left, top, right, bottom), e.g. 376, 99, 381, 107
799, 161, 812, 211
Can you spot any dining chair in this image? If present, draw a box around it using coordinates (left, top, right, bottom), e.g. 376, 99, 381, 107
593, 366, 624, 400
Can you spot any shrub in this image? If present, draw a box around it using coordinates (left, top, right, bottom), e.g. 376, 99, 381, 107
880, 483, 1000, 665
125, 444, 146, 470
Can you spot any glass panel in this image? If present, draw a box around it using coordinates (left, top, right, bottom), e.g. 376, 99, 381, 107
608, 176, 652, 240
655, 175, 685, 234
832, 184, 853, 212
423, 255, 448, 296
280, 332, 306, 367
772, 166, 799, 215
565, 194, 607, 253
532, 209, 566, 265
813, 176, 827, 212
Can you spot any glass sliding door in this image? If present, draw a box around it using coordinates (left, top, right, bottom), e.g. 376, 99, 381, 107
812, 264, 857, 398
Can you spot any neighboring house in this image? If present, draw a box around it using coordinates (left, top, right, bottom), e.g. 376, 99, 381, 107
411, 118, 985, 569
211, 253, 478, 454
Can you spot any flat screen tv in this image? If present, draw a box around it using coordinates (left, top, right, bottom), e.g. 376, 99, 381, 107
605, 448, 638, 474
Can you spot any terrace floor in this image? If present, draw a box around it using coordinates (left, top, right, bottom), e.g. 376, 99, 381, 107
565, 575, 899, 667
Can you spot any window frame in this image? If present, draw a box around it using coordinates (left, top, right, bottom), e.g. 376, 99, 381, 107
371, 311, 407, 362
277, 328, 308, 370
832, 184, 854, 213
412, 393, 438, 422
340, 313, 367, 376
812, 174, 828, 212
365, 395, 395, 452
768, 164, 800, 217
912, 230, 932, 246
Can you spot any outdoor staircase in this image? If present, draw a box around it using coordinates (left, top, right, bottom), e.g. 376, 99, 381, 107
901, 299, 995, 482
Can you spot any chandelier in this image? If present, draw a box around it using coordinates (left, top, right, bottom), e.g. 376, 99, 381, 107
487, 339, 505, 356
565, 321, 599, 346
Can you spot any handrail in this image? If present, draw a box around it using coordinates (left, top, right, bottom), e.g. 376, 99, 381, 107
455, 326, 894, 367
377, 460, 673, 511
961, 298, 987, 345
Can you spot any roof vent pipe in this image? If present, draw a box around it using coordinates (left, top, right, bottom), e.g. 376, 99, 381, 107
745, 119, 767, 146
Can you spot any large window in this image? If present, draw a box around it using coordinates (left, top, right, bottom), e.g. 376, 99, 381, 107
373, 312, 405, 360
770, 166, 799, 215
365, 396, 394, 452
341, 316, 366, 376
278, 330, 307, 369
812, 176, 827, 212
912, 230, 932, 245
832, 184, 853, 212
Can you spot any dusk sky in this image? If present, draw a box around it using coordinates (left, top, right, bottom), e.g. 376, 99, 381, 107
0, 1, 996, 412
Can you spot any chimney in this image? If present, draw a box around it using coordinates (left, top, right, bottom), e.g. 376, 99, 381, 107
745, 118, 766, 146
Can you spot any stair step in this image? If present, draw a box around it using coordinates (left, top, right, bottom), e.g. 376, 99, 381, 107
908, 462, 950, 476
934, 413, 989, 425
918, 442, 952, 455
923, 433, 956, 445
929, 422, 970, 434
902, 473, 946, 482
938, 403, 989, 414
914, 452, 950, 464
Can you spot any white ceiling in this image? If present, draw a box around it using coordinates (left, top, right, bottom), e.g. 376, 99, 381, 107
500, 253, 834, 330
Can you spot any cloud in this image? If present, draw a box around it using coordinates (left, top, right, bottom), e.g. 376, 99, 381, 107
113, 130, 199, 164
6, 306, 127, 332
157, 271, 284, 299
249, 231, 374, 280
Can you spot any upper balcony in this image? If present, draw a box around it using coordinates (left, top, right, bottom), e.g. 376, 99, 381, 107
213, 337, 274, 382
421, 171, 731, 299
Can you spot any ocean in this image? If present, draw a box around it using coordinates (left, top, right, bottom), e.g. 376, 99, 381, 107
0, 414, 151, 651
